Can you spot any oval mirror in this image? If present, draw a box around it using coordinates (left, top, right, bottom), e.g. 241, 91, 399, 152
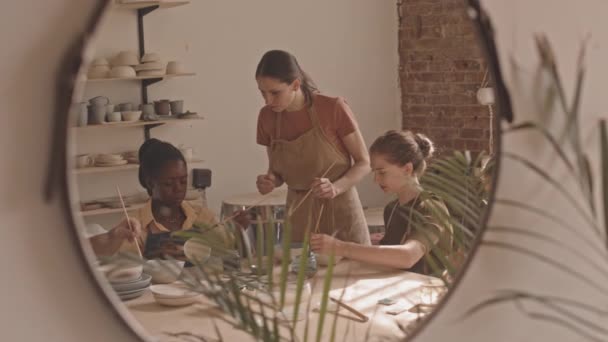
58, 0, 508, 340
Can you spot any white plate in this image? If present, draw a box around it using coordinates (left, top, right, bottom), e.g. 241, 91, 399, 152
112, 273, 151, 292
153, 294, 201, 306
150, 284, 199, 298
99, 263, 142, 283
95, 160, 128, 167
119, 288, 146, 301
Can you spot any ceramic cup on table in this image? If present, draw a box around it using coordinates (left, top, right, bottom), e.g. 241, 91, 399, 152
170, 100, 184, 115
76, 154, 94, 168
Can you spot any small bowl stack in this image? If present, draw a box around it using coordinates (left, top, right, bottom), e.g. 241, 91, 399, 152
122, 151, 139, 164
88, 58, 110, 79
150, 283, 202, 306
95, 153, 127, 167
109, 51, 138, 78
98, 263, 151, 301
135, 52, 165, 77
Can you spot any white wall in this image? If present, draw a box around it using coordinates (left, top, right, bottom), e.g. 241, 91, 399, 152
75, 0, 400, 231
4, 0, 608, 342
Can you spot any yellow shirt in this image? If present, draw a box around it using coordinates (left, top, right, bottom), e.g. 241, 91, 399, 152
120, 200, 234, 257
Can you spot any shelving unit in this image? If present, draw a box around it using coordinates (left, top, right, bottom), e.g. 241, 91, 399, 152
85, 72, 195, 83
78, 1, 205, 218
74, 158, 204, 175
113, 1, 190, 10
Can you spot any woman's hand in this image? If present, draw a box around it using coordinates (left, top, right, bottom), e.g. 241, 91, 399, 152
233, 210, 252, 229
310, 233, 342, 255
311, 177, 339, 199
256, 173, 279, 194
109, 217, 142, 243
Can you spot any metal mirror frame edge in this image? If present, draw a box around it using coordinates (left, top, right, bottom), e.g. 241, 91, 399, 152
46, 0, 512, 340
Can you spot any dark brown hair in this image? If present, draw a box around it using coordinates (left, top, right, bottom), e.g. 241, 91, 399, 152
255, 50, 319, 106
369, 130, 435, 175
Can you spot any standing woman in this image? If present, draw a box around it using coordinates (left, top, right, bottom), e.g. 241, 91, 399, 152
255, 50, 371, 245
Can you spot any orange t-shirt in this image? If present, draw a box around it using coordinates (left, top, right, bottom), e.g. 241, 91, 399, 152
256, 94, 358, 157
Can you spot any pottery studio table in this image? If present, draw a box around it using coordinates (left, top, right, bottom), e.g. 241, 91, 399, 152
124, 260, 443, 342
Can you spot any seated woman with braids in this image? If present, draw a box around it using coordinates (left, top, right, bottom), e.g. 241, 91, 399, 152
90, 138, 248, 260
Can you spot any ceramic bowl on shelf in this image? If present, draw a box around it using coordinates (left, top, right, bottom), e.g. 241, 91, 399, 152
113, 50, 139, 66
109, 65, 136, 78
88, 65, 110, 79
166, 61, 186, 74
121, 110, 142, 122
89, 96, 109, 106
137, 69, 165, 77
91, 57, 109, 67
135, 62, 164, 71
140, 52, 161, 63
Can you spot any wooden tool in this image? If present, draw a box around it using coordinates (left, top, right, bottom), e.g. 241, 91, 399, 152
329, 296, 369, 323
115, 185, 142, 257
289, 161, 337, 216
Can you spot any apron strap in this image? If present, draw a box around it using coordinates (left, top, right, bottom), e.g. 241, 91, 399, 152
275, 111, 283, 141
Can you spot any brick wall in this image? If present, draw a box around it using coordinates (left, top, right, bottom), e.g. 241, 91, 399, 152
398, 0, 494, 156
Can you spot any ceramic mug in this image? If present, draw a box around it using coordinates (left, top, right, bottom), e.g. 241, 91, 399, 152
74, 102, 88, 126
170, 100, 184, 115
118, 102, 134, 112
88, 105, 106, 124
141, 103, 155, 116
76, 154, 94, 168
154, 100, 171, 115
105, 104, 115, 115
107, 111, 122, 122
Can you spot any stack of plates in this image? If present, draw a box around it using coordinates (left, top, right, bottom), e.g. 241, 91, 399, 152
111, 273, 152, 301
150, 283, 202, 306
95, 153, 127, 167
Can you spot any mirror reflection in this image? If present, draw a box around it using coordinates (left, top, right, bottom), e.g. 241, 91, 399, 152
68, 1, 498, 341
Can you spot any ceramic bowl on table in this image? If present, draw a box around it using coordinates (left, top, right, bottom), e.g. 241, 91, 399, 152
144, 260, 186, 284
98, 263, 143, 283
183, 239, 211, 265
150, 283, 201, 306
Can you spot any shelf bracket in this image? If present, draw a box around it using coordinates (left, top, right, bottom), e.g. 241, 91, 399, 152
143, 123, 165, 140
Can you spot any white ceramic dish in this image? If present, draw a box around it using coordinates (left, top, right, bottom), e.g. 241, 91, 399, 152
95, 153, 124, 162
145, 260, 185, 284
95, 160, 128, 167
153, 294, 201, 306
137, 69, 165, 77
111, 273, 151, 292
140, 52, 161, 63
99, 263, 143, 283
150, 284, 199, 298
121, 110, 142, 122
135, 62, 164, 71
118, 288, 147, 301
113, 50, 139, 66
183, 239, 211, 264
88, 65, 110, 79
91, 57, 109, 66
109, 65, 136, 78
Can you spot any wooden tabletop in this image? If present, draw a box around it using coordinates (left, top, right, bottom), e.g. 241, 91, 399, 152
124, 260, 442, 341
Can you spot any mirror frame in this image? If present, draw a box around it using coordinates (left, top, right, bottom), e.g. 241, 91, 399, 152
46, 0, 512, 340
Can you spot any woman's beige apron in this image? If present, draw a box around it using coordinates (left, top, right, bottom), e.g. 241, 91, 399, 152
269, 105, 370, 245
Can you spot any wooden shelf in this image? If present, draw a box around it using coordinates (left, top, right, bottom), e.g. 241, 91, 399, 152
85, 72, 195, 83
75, 117, 203, 130
113, 0, 189, 10
74, 159, 204, 175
